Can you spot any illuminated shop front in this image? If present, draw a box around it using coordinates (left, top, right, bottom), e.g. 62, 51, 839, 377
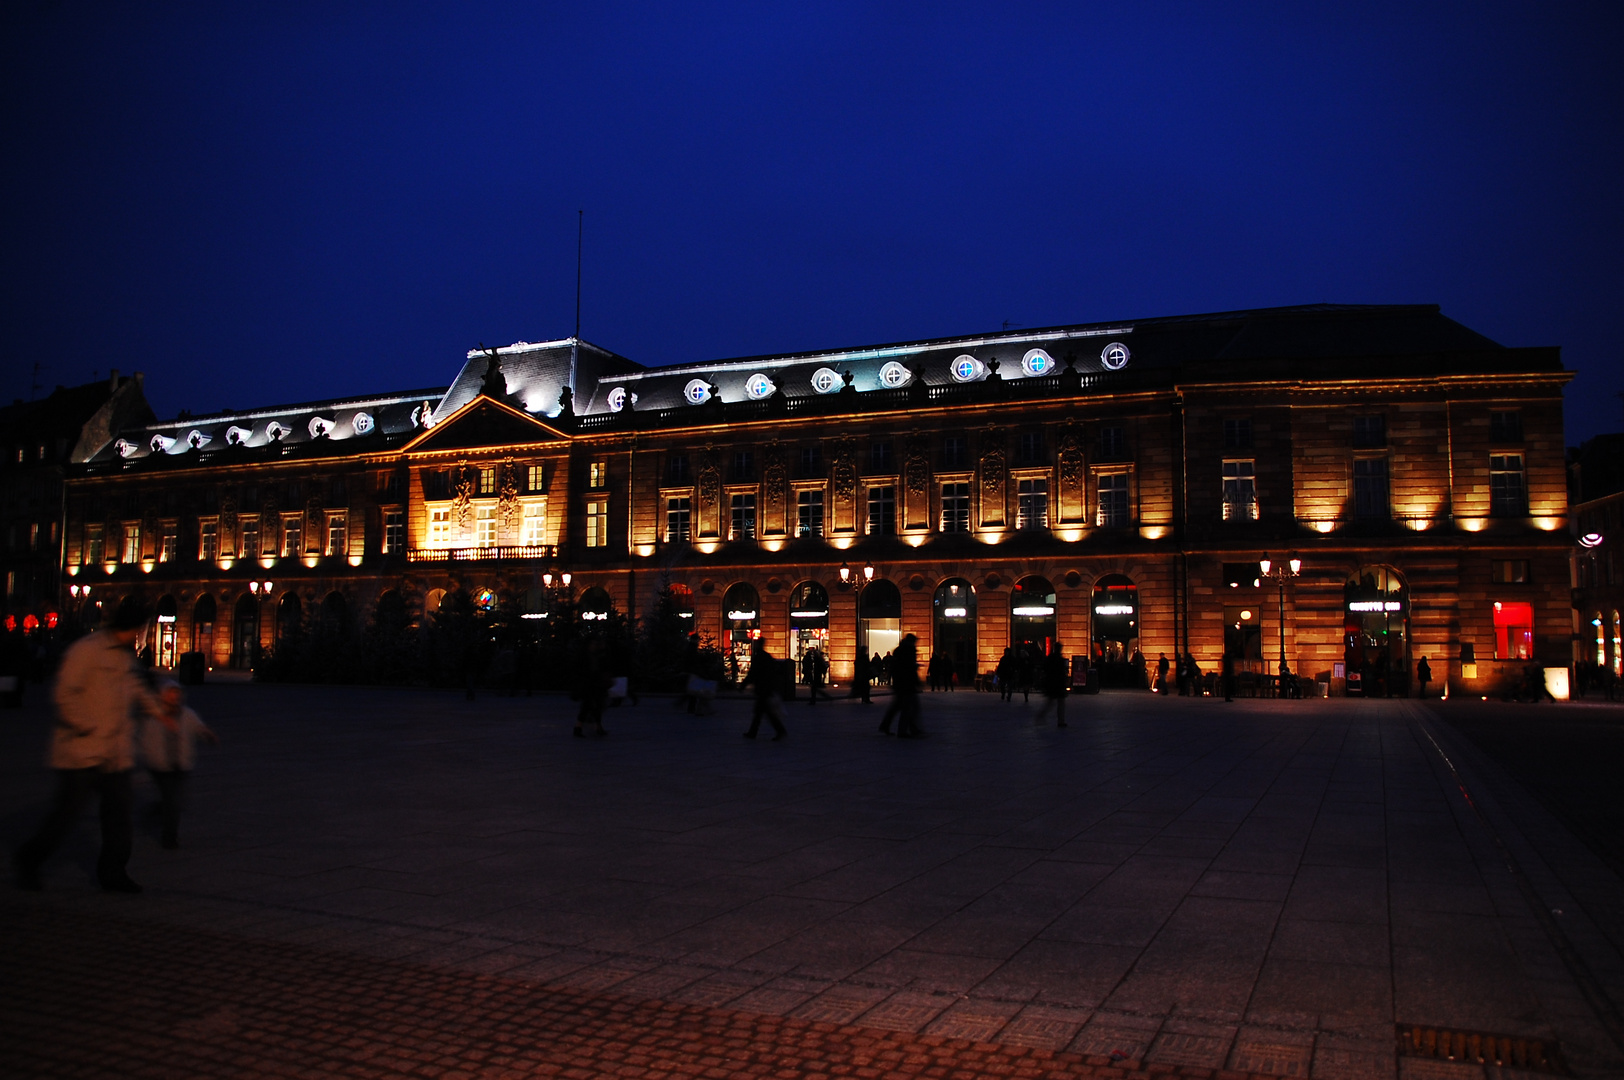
1343, 565, 1407, 696
1091, 574, 1139, 685
723, 582, 761, 678
154, 595, 179, 668
787, 580, 829, 682
932, 578, 977, 674
858, 579, 902, 660
1010, 575, 1057, 655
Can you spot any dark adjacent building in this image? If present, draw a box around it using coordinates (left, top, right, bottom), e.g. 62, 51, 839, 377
1570, 431, 1624, 692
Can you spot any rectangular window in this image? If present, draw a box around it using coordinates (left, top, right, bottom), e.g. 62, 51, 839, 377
589, 461, 608, 489
199, 520, 219, 561
475, 506, 496, 547
521, 502, 545, 547
29, 522, 40, 551
240, 520, 259, 560
1353, 415, 1386, 448
1097, 473, 1130, 527
423, 471, 449, 500
324, 514, 346, 556
799, 445, 823, 476
379, 471, 403, 498
122, 524, 141, 563
666, 454, 689, 484
1016, 478, 1049, 529
160, 528, 178, 563
1017, 432, 1045, 465
1493, 600, 1534, 660
940, 482, 970, 532
1353, 458, 1389, 518
282, 517, 302, 557
85, 524, 104, 564
383, 512, 405, 554
796, 490, 824, 537
1490, 454, 1526, 516
1223, 418, 1253, 449
870, 442, 893, 473
729, 493, 756, 541
731, 451, 755, 482
1222, 461, 1258, 521
1492, 559, 1530, 584
941, 436, 968, 470
866, 486, 896, 535
586, 498, 609, 547
1099, 426, 1126, 459
428, 507, 451, 546
666, 497, 691, 542
1491, 410, 1523, 443
526, 464, 545, 493
478, 467, 496, 495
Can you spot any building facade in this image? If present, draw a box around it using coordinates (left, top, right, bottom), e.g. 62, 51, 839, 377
1569, 432, 1624, 694
57, 304, 1575, 696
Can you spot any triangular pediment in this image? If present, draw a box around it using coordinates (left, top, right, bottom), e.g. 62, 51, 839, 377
401, 396, 569, 454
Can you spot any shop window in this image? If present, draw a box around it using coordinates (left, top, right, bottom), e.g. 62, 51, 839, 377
586, 498, 609, 547
1223, 418, 1252, 449
666, 454, 689, 484
122, 523, 141, 563
1491, 560, 1529, 584
666, 497, 691, 542
475, 507, 496, 547
1593, 614, 1607, 669
1490, 455, 1526, 516
796, 490, 823, 537
1353, 458, 1389, 518
160, 528, 178, 563
941, 436, 968, 469
866, 486, 896, 535
1017, 478, 1049, 530
1097, 473, 1130, 527
731, 451, 754, 482
478, 466, 496, 495
941, 482, 970, 532
383, 512, 405, 554
1492, 601, 1534, 660
729, 493, 756, 541
1352, 415, 1386, 448
1222, 461, 1257, 521
1614, 611, 1622, 678
85, 524, 105, 564
521, 502, 546, 546
1491, 410, 1523, 442
240, 520, 259, 560
1099, 426, 1126, 460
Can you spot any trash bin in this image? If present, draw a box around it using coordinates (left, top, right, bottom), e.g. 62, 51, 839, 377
177, 651, 206, 686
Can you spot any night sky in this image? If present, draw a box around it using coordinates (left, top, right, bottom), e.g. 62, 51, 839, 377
3, 3, 1621, 443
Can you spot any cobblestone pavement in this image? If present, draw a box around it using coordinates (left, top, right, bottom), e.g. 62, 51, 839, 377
3, 683, 1623, 1078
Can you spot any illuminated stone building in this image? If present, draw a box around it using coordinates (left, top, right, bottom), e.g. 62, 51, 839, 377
1569, 432, 1624, 690
58, 304, 1574, 696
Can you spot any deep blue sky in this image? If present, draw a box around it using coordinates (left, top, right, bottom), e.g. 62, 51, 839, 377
3, 3, 1621, 442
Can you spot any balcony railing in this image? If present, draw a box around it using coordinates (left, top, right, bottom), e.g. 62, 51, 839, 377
407, 544, 556, 563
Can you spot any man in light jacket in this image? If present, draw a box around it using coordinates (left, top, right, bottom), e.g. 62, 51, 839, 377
14, 599, 159, 893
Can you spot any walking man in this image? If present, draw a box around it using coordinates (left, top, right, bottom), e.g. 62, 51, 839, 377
1416, 655, 1432, 699
15, 599, 159, 893
1033, 643, 1070, 727
742, 640, 787, 740
880, 634, 923, 737
1156, 652, 1170, 694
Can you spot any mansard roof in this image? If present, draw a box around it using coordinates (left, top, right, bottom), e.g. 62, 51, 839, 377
402, 395, 571, 455
86, 387, 447, 471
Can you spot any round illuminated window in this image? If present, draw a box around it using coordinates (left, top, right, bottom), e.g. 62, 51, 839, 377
879, 361, 911, 388
950, 355, 985, 383
1100, 342, 1131, 370
351, 412, 374, 435
811, 367, 841, 394
606, 387, 627, 413
745, 373, 776, 400
684, 379, 712, 405
265, 421, 287, 442
1021, 349, 1055, 377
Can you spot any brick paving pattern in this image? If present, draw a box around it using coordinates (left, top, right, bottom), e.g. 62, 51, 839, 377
3, 684, 1623, 1077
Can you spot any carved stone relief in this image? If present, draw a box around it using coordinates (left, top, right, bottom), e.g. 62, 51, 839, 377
832, 442, 857, 506
497, 459, 521, 526
452, 463, 474, 528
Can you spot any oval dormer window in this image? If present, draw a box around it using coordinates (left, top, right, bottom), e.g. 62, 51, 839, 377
265, 421, 288, 442
150, 434, 175, 453
878, 361, 911, 388
308, 416, 335, 439
950, 354, 984, 383
745, 373, 775, 400
115, 439, 136, 458
1100, 342, 1131, 370
810, 367, 841, 394
225, 425, 252, 446
606, 387, 628, 413
1021, 349, 1056, 377
684, 379, 712, 405
351, 412, 375, 435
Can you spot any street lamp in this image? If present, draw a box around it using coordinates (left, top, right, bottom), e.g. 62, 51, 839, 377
1259, 553, 1301, 698
246, 581, 272, 668
838, 561, 851, 586
862, 562, 875, 582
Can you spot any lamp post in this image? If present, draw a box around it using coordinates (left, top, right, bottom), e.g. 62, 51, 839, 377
247, 580, 272, 667
1259, 553, 1300, 698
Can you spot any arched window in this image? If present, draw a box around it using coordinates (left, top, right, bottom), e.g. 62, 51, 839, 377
579, 585, 613, 624
233, 592, 258, 669
375, 589, 408, 634
1011, 576, 1057, 656
320, 592, 348, 637
276, 592, 302, 647
788, 580, 831, 683
1345, 565, 1408, 696
193, 594, 217, 655
933, 578, 977, 676
155, 595, 180, 668
859, 578, 903, 659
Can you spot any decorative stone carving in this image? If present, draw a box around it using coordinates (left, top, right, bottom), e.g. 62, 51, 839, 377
980, 443, 1005, 497
306, 495, 324, 545
1058, 429, 1084, 486
497, 459, 521, 526
763, 446, 787, 511
832, 442, 857, 506
220, 492, 237, 533
697, 460, 720, 509
452, 464, 474, 528
905, 438, 930, 496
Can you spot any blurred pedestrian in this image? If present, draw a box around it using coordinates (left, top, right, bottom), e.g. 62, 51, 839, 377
1416, 656, 1432, 699
1033, 643, 1071, 727
804, 647, 831, 706
574, 639, 611, 737
1155, 652, 1170, 694
742, 640, 787, 740
996, 648, 1015, 702
14, 599, 160, 893
880, 634, 922, 737
142, 679, 218, 849
852, 650, 872, 704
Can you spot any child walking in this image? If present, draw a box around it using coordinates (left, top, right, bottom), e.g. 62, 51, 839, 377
142, 680, 217, 849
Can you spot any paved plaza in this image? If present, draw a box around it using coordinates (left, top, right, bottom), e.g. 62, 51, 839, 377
3, 682, 1624, 1079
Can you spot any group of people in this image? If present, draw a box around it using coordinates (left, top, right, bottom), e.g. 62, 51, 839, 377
14, 599, 216, 894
